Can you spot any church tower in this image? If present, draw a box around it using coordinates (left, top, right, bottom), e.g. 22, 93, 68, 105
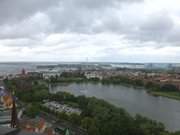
11, 94, 18, 128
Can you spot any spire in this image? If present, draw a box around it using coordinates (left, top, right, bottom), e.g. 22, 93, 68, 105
65, 128, 70, 135
11, 92, 18, 128
21, 68, 26, 76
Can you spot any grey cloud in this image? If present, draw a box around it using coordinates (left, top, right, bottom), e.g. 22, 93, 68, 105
0, 12, 52, 40
0, 0, 144, 40
0, 0, 59, 25
138, 14, 174, 42
0, 0, 142, 25
48, 7, 93, 33
1, 0, 180, 47
123, 12, 180, 45
46, 0, 136, 34
62, 0, 143, 10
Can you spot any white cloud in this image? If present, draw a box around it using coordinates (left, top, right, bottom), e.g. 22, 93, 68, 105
0, 0, 179, 62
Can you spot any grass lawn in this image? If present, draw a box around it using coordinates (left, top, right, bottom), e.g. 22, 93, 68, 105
150, 91, 180, 101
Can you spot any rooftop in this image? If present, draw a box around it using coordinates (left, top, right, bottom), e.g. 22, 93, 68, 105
0, 127, 43, 135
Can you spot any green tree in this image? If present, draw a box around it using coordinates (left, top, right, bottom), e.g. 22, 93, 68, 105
69, 113, 81, 125
25, 103, 40, 118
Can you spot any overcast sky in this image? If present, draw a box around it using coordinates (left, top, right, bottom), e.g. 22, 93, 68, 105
0, 0, 180, 63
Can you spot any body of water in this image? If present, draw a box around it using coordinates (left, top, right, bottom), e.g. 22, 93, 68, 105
0, 63, 37, 75
50, 83, 180, 131
0, 62, 58, 75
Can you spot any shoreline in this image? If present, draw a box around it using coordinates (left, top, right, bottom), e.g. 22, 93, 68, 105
149, 91, 180, 101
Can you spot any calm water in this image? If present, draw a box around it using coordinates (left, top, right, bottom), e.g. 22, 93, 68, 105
0, 63, 37, 75
50, 83, 180, 131
0, 62, 59, 75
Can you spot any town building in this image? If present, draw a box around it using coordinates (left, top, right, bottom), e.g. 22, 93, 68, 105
84, 71, 103, 80
27, 72, 43, 79
0, 87, 12, 127
0, 126, 43, 135
43, 101, 81, 115
42, 71, 62, 80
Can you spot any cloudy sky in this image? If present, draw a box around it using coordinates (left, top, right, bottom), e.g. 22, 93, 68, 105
0, 0, 180, 62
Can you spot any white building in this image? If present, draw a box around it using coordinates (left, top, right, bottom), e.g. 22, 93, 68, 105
42, 71, 62, 79
43, 101, 81, 115
84, 71, 103, 80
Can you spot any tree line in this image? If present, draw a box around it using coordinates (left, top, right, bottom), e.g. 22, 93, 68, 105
3, 77, 180, 135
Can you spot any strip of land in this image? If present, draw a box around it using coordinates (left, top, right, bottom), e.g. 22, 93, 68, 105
149, 91, 180, 101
